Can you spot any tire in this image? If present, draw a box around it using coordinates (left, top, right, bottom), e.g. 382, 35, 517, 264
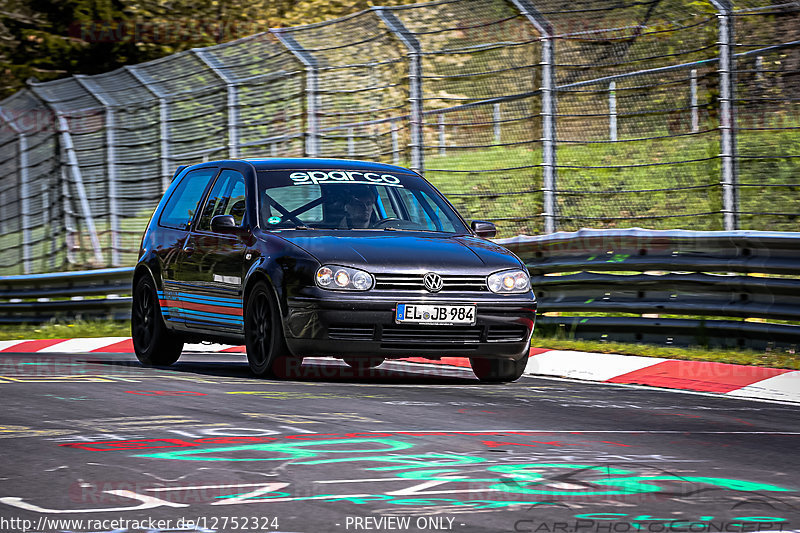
245, 281, 290, 377
131, 275, 183, 366
343, 357, 385, 369
470, 354, 528, 383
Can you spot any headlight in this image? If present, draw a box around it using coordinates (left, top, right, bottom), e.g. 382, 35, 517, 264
488, 269, 530, 294
316, 265, 374, 291
316, 267, 333, 287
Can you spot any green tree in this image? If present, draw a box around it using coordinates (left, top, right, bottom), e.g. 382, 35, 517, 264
0, 0, 421, 100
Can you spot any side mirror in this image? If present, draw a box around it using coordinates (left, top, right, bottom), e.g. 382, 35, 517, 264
471, 220, 497, 238
211, 214, 238, 233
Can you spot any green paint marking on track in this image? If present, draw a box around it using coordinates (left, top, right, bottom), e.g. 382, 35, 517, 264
134, 436, 795, 503
136, 438, 414, 462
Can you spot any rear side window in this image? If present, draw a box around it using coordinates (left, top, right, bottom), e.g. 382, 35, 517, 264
159, 168, 218, 230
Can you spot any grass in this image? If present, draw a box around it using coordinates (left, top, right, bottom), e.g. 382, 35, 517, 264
0, 320, 131, 341
423, 124, 800, 236
531, 333, 800, 370
1, 319, 796, 370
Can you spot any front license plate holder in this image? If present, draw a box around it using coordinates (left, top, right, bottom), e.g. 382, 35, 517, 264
395, 303, 476, 325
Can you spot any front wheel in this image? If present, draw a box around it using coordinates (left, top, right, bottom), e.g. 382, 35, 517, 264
131, 275, 183, 366
245, 281, 290, 377
470, 354, 528, 383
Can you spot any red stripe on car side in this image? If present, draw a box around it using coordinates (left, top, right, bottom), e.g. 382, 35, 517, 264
160, 299, 243, 317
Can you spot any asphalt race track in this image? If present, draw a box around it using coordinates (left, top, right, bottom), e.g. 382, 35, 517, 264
0, 350, 799, 533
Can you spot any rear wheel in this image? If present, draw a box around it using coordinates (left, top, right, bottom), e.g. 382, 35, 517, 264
470, 354, 528, 383
343, 357, 385, 369
245, 281, 290, 377
131, 275, 183, 366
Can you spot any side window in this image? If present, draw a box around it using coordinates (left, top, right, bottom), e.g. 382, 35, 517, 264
159, 168, 218, 230
396, 188, 435, 229
197, 169, 247, 232
376, 188, 399, 218
395, 188, 456, 232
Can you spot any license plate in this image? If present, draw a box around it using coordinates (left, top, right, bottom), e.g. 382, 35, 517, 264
395, 304, 476, 325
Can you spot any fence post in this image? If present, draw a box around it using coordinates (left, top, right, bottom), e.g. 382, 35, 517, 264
438, 114, 446, 156
61, 166, 76, 265
755, 55, 764, 87
272, 30, 320, 158
18, 134, 31, 273
609, 81, 617, 141
74, 75, 121, 266
368, 61, 381, 159
391, 119, 400, 165
348, 128, 355, 157
193, 49, 240, 158
0, 109, 31, 273
42, 182, 55, 270
125, 66, 172, 192
690, 69, 699, 133
55, 114, 104, 267
710, 0, 738, 230
375, 8, 424, 174
510, 0, 557, 233
493, 102, 502, 144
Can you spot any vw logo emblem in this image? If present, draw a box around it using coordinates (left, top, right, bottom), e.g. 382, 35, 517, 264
423, 272, 443, 293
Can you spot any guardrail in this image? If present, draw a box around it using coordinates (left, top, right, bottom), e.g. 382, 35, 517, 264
0, 267, 133, 324
3, 229, 800, 350
498, 228, 800, 350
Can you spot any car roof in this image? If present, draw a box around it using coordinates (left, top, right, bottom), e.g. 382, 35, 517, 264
242, 158, 416, 173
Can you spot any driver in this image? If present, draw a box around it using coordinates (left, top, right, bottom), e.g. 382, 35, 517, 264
340, 187, 378, 228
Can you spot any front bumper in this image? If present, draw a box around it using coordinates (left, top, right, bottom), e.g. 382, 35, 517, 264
284, 293, 536, 360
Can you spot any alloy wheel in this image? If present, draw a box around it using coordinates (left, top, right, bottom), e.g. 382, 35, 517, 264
133, 283, 154, 351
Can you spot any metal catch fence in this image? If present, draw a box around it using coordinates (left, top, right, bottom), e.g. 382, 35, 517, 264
0, 0, 798, 275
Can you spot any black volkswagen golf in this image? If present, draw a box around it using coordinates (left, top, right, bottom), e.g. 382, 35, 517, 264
132, 158, 536, 382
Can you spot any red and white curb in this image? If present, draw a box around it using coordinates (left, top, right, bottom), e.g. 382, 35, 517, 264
1, 338, 797, 403
527, 349, 799, 404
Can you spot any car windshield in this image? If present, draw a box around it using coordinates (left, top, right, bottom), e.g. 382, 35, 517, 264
256, 169, 468, 233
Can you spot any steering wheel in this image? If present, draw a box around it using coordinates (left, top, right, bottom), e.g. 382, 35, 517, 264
371, 218, 421, 230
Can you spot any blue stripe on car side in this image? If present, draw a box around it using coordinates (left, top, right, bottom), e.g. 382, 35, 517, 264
155, 289, 243, 327
157, 289, 240, 305
173, 295, 242, 308
180, 308, 244, 324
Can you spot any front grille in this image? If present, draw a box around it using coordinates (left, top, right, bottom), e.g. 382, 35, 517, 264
373, 274, 487, 292
328, 326, 374, 341
381, 325, 482, 344
486, 325, 527, 342
326, 324, 527, 345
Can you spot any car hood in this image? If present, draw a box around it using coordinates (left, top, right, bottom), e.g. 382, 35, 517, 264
276, 231, 522, 273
